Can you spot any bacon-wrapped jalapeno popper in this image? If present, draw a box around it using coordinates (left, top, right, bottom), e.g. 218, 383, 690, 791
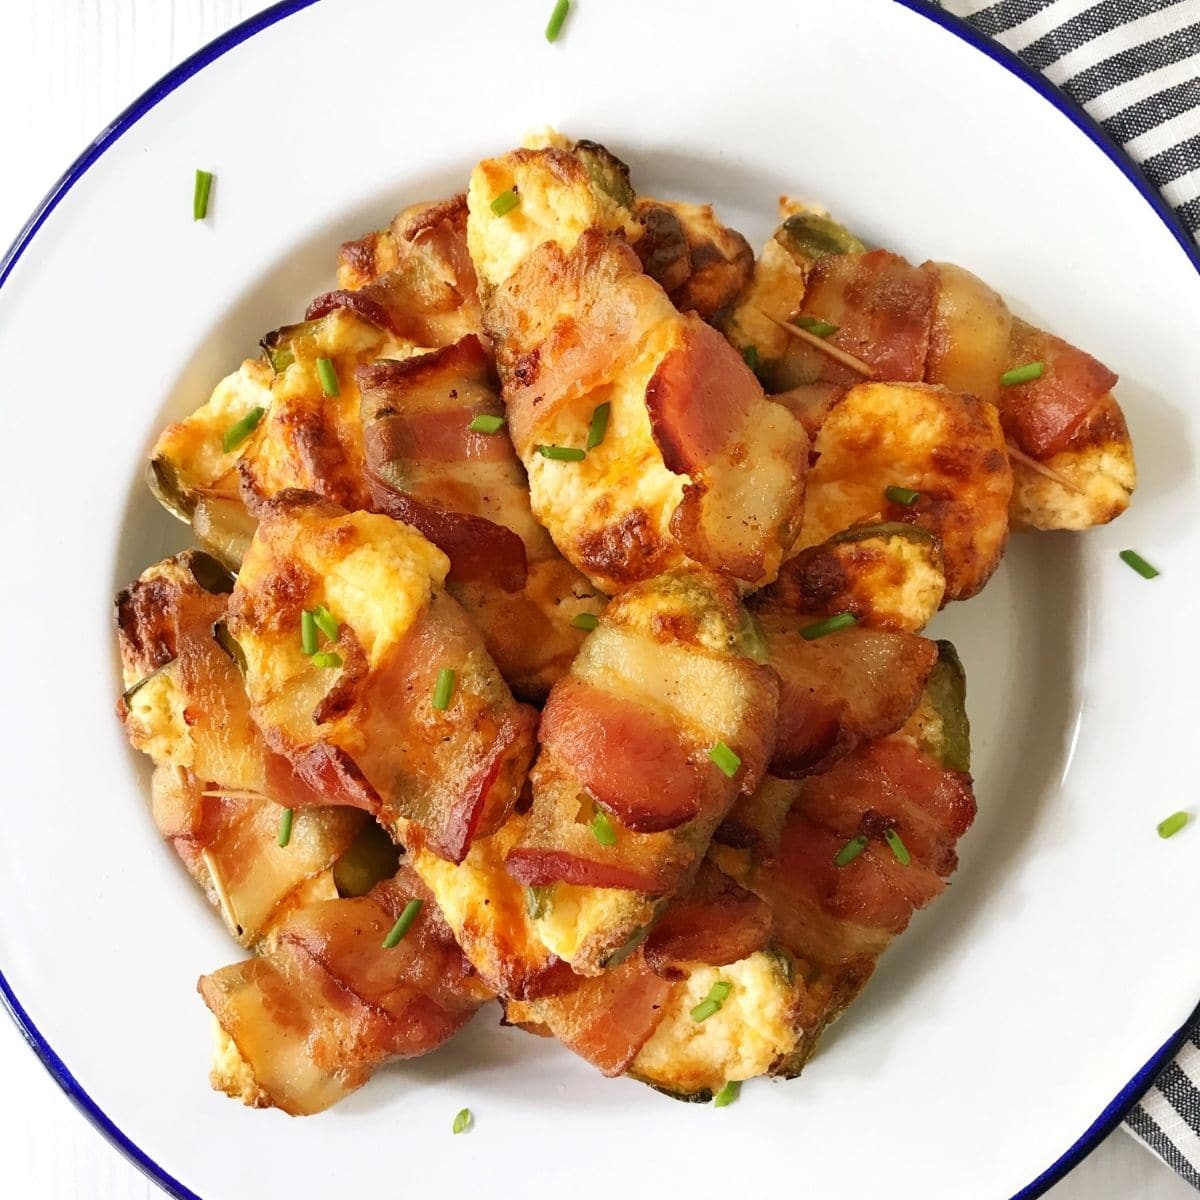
225, 493, 536, 864
504, 567, 779, 975
467, 139, 809, 593
725, 209, 1134, 531
200, 865, 491, 1115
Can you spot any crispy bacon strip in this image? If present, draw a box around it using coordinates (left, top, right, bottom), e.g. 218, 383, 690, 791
1001, 319, 1121, 459
360, 337, 528, 592
321, 195, 482, 347
505, 951, 678, 1077
789, 249, 936, 387
470, 145, 809, 591
924, 264, 1133, 530
643, 861, 773, 976
712, 641, 976, 1049
740, 229, 1132, 530
154, 766, 363, 947
750, 606, 937, 779
372, 490, 526, 592
538, 678, 711, 833
647, 316, 809, 582
199, 866, 490, 1115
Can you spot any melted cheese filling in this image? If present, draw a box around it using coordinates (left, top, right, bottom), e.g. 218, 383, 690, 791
124, 668, 193, 766
534, 883, 657, 968
152, 358, 275, 492
633, 954, 798, 1093
210, 1021, 266, 1106
525, 320, 685, 557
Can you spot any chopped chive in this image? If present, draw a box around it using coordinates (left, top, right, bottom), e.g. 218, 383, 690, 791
536, 444, 586, 461
311, 604, 339, 642
590, 809, 617, 846
277, 808, 294, 849
1000, 361, 1044, 387
382, 898, 423, 948
692, 978, 733, 1020
491, 189, 520, 218
794, 315, 838, 338
800, 612, 857, 641
432, 667, 457, 711
452, 1107, 473, 1135
885, 485, 921, 507
311, 650, 343, 669
742, 345, 760, 372
545, 0, 570, 41
834, 834, 869, 867
709, 740, 741, 779
300, 609, 319, 656
571, 612, 600, 631
884, 827, 911, 866
587, 402, 611, 450
713, 1080, 741, 1108
708, 980, 733, 1004
1120, 549, 1159, 579
1158, 811, 1190, 839
222, 406, 265, 453
317, 357, 340, 396
193, 169, 214, 221
469, 413, 507, 434
525, 885, 552, 919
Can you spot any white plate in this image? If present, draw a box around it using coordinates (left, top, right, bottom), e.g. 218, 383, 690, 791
2, 2, 1198, 1197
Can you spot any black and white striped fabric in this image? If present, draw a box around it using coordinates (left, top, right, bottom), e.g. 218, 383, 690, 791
937, 0, 1200, 244
934, 0, 1200, 1186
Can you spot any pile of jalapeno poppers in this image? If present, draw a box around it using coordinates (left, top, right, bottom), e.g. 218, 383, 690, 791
116, 130, 1134, 1114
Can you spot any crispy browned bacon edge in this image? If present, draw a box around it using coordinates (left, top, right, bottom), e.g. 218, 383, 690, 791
632, 197, 754, 321
116, 552, 366, 945
359, 333, 601, 703
361, 336, 528, 590
199, 865, 492, 1115
725, 218, 1133, 530
226, 492, 537, 865
245, 197, 483, 513
318, 194, 482, 347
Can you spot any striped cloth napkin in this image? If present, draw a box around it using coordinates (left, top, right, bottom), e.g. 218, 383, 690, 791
933, 0, 1200, 1188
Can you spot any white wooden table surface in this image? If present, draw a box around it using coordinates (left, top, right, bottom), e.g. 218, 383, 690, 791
0, 3, 1193, 1197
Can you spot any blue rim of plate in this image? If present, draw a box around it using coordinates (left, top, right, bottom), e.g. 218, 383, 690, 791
0, 2, 1196, 1197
